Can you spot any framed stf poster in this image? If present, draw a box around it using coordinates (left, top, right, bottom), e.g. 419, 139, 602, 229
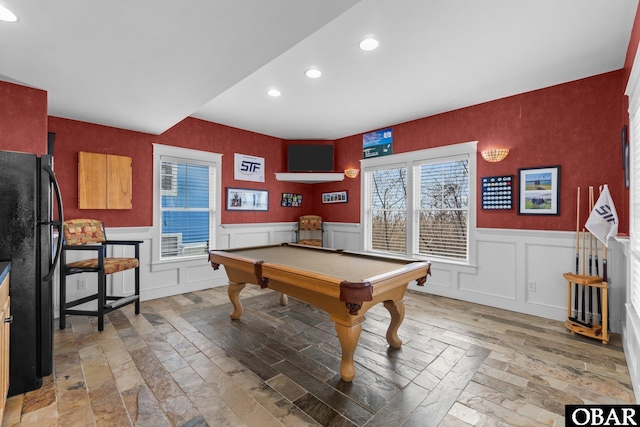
234, 153, 265, 183
518, 166, 560, 215
363, 128, 392, 159
226, 188, 269, 211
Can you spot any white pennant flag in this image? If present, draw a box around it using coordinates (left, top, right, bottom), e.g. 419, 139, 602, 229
585, 184, 618, 247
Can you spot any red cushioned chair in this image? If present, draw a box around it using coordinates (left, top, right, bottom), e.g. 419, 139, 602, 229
59, 218, 141, 331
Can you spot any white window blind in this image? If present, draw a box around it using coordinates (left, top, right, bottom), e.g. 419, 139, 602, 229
630, 105, 640, 314
417, 160, 469, 260
160, 158, 215, 259
368, 167, 408, 255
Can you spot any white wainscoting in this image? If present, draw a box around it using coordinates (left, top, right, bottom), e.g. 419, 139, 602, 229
615, 238, 640, 401
52, 222, 639, 399
53, 223, 300, 319
55, 223, 629, 332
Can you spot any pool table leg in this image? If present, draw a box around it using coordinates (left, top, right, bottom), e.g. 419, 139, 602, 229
228, 282, 246, 319
383, 299, 405, 348
334, 320, 363, 382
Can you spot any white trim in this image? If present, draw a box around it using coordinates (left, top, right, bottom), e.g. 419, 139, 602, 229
361, 140, 478, 168
152, 143, 223, 163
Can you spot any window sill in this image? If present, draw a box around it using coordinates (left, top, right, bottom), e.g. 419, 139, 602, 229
150, 254, 210, 272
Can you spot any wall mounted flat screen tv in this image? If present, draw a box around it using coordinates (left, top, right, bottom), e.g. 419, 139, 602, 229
287, 144, 334, 172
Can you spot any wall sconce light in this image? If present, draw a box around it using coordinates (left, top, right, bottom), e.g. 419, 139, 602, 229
481, 148, 509, 162
344, 168, 360, 178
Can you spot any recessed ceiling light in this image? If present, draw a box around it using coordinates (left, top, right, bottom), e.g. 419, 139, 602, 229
305, 69, 322, 79
267, 89, 281, 97
359, 37, 379, 51
0, 5, 18, 22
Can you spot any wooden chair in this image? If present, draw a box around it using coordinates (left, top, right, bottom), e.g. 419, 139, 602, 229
59, 219, 141, 331
296, 215, 323, 247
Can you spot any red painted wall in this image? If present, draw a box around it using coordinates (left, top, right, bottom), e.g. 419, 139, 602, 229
2, 44, 633, 235
157, 119, 309, 224
48, 117, 153, 227
47, 116, 314, 227
0, 81, 47, 155
39, 71, 633, 234
314, 71, 628, 234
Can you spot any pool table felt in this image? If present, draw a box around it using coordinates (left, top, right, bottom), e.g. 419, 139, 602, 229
225, 245, 416, 283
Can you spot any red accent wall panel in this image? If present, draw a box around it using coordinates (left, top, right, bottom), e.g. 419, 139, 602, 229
157, 119, 309, 224
0, 81, 48, 155
48, 117, 153, 227
14, 70, 628, 235
48, 116, 314, 227
313, 71, 627, 233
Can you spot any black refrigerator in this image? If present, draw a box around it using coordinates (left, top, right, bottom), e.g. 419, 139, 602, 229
0, 149, 63, 396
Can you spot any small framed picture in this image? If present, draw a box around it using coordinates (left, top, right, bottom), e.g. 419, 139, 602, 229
518, 166, 560, 215
226, 188, 269, 211
322, 191, 348, 204
281, 193, 302, 207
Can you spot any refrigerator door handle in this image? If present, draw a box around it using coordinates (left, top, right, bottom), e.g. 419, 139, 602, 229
42, 164, 64, 282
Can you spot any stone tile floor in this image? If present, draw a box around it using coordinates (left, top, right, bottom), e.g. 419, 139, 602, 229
1, 286, 636, 426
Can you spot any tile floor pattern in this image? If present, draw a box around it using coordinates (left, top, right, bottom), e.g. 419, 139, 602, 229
1, 286, 636, 426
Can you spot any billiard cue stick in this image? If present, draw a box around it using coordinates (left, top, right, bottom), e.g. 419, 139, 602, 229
574, 187, 580, 318
588, 186, 594, 323
582, 228, 587, 322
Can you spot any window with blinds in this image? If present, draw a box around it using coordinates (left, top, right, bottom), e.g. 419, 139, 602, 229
160, 159, 215, 259
369, 167, 408, 255
418, 160, 469, 259
630, 104, 640, 316
363, 145, 473, 262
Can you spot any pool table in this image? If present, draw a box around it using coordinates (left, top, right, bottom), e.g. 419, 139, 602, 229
208, 243, 431, 382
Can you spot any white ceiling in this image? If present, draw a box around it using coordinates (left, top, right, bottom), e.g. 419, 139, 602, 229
0, 0, 637, 140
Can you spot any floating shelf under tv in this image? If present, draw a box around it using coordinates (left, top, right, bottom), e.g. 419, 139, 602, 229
275, 172, 344, 184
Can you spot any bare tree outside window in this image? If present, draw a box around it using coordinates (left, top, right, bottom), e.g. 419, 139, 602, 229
370, 167, 407, 254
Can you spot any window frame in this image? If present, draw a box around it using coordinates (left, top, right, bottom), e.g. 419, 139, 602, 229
626, 48, 640, 320
361, 141, 477, 265
152, 144, 222, 266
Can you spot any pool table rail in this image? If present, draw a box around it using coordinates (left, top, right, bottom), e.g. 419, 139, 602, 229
209, 243, 431, 317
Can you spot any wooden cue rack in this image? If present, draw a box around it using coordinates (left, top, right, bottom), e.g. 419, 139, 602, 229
564, 185, 609, 345
562, 273, 609, 344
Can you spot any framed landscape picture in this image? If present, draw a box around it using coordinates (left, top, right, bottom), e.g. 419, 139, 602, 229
518, 166, 560, 215
226, 188, 269, 211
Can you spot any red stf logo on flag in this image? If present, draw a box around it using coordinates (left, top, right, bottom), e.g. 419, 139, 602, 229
585, 185, 618, 247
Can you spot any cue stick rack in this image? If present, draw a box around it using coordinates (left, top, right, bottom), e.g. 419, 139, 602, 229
562, 186, 610, 344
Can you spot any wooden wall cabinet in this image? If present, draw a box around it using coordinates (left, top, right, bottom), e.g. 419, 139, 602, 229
0, 266, 10, 423
78, 151, 132, 209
